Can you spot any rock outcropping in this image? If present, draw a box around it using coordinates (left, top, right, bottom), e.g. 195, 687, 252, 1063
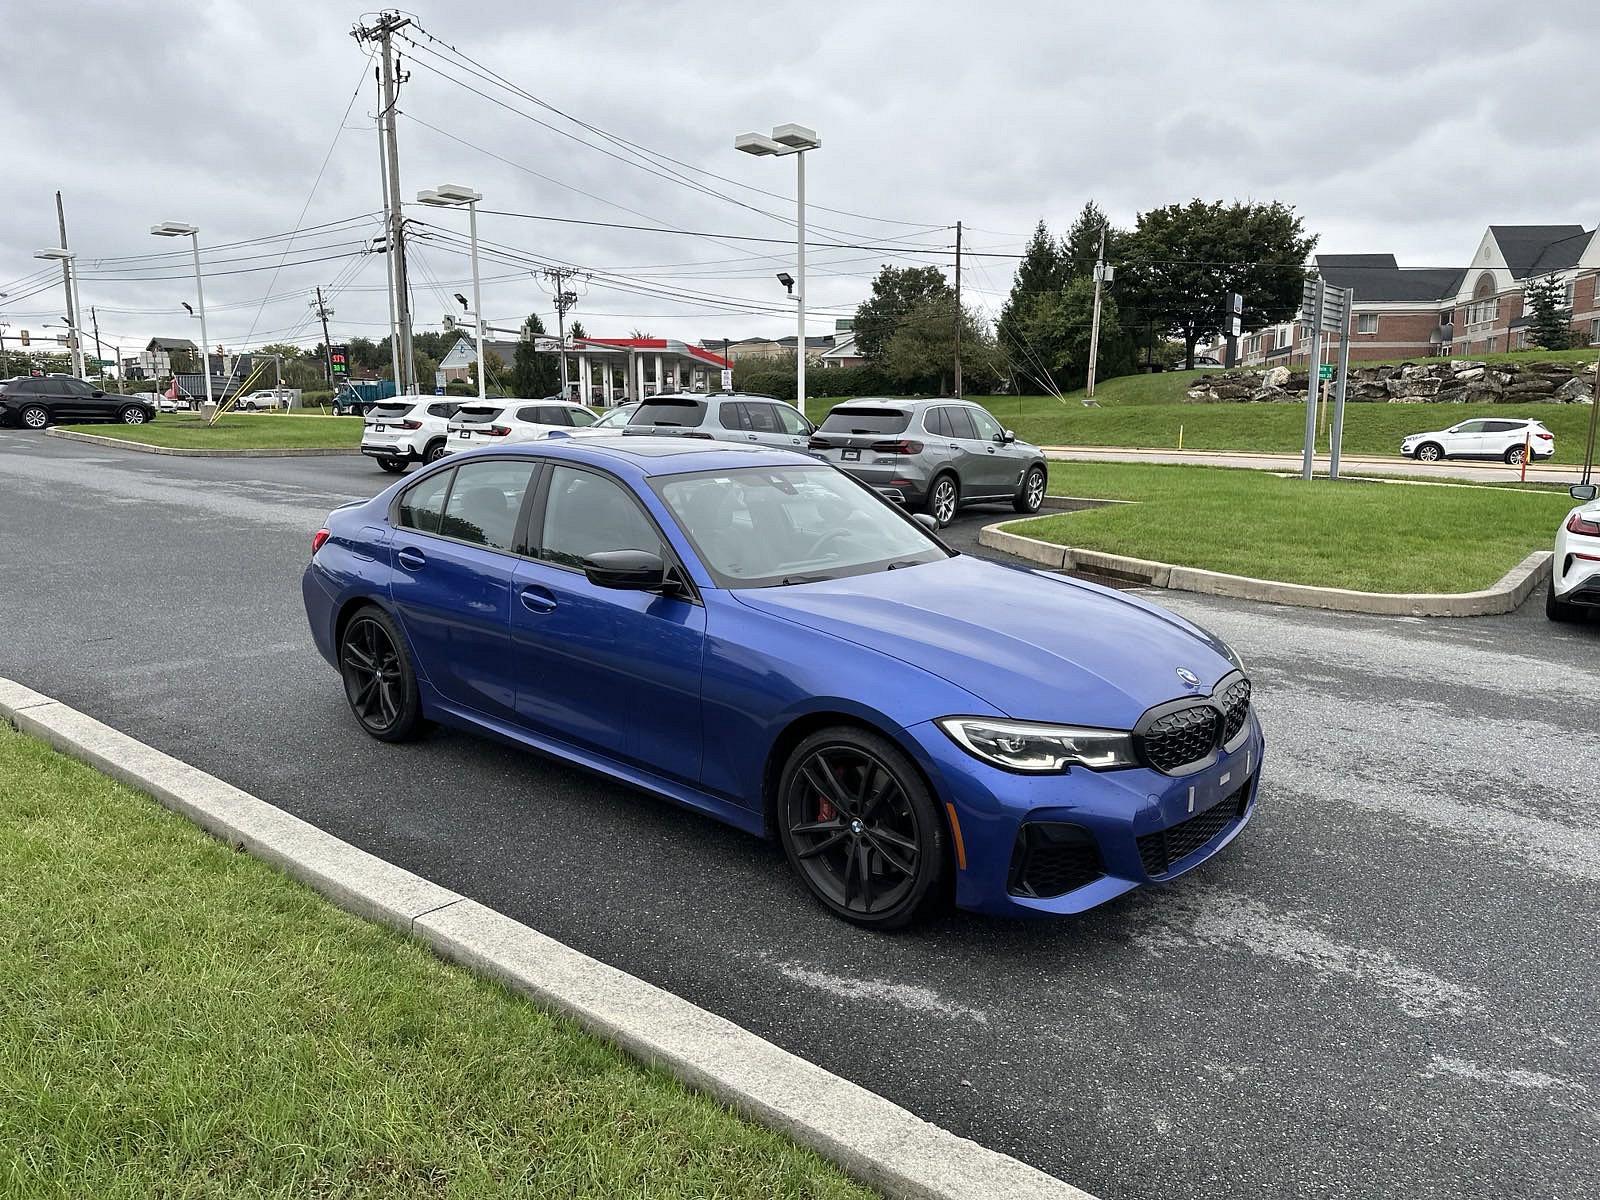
1183, 358, 1597, 404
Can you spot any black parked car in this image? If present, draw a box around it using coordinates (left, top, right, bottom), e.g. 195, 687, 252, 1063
0, 376, 157, 429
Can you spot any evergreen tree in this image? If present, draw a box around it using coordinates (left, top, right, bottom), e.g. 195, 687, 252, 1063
1524, 276, 1573, 350
569, 321, 588, 341
510, 313, 560, 396
996, 220, 1067, 362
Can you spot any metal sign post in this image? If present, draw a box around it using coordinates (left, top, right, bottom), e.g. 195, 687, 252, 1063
1300, 277, 1352, 480
1328, 318, 1353, 480
1300, 278, 1325, 479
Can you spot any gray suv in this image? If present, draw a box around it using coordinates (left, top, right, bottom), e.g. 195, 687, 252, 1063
622, 391, 814, 449
808, 398, 1047, 527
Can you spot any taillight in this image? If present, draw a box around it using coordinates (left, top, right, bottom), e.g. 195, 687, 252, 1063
1535, 432, 1553, 441
311, 528, 331, 557
1567, 512, 1600, 537
871, 439, 924, 455
398, 418, 423, 430
808, 435, 833, 449
488, 425, 511, 436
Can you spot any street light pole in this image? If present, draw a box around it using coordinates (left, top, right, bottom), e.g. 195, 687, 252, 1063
419, 185, 485, 400
151, 223, 213, 413
32, 248, 81, 379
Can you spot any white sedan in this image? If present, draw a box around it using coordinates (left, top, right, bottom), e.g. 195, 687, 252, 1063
565, 402, 638, 437
1401, 417, 1555, 465
444, 399, 596, 453
1548, 481, 1600, 622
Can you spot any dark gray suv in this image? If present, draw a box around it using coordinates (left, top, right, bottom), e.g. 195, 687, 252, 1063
808, 398, 1047, 527
622, 391, 814, 449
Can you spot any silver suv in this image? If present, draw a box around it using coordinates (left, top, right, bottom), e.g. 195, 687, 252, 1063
622, 391, 814, 449
808, 398, 1048, 526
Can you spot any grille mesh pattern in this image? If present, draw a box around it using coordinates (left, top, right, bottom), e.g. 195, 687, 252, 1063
1138, 704, 1221, 773
1218, 677, 1252, 743
1137, 782, 1251, 876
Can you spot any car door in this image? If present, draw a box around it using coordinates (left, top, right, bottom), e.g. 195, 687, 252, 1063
1484, 419, 1525, 459
920, 406, 963, 482
938, 404, 991, 494
963, 405, 1023, 496
740, 401, 792, 449
770, 401, 813, 449
1443, 420, 1488, 457
512, 463, 706, 783
387, 459, 540, 719
41, 378, 86, 420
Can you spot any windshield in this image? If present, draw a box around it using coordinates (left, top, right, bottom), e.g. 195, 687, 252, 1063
654, 465, 948, 588
818, 407, 912, 435
633, 398, 707, 428
592, 406, 634, 428
454, 406, 504, 425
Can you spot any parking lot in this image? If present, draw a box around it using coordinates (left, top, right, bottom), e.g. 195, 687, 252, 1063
3, 427, 1597, 1200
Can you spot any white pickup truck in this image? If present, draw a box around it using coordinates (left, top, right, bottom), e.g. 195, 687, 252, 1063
235, 388, 302, 411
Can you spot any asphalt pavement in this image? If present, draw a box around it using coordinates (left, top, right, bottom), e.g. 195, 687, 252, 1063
2, 427, 1597, 1200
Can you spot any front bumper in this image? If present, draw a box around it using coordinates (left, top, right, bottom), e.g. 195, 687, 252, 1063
907, 711, 1265, 917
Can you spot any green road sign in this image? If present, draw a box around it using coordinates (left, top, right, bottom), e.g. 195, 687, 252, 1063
1319, 363, 1334, 381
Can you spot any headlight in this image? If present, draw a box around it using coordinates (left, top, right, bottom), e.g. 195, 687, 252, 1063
936, 717, 1136, 773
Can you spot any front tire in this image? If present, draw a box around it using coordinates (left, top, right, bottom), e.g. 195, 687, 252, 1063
777, 726, 948, 929
1415, 443, 1443, 462
1504, 444, 1526, 466
378, 457, 407, 474
119, 406, 148, 425
1013, 464, 1047, 513
338, 606, 424, 741
924, 473, 959, 528
20, 405, 48, 430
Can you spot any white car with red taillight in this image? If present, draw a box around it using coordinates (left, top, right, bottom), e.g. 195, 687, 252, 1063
443, 399, 596, 455
361, 396, 463, 474
1401, 417, 1555, 465
1548, 482, 1600, 622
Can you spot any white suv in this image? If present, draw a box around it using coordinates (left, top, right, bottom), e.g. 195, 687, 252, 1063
1401, 417, 1555, 465
361, 396, 463, 473
444, 398, 597, 454
1548, 482, 1600, 622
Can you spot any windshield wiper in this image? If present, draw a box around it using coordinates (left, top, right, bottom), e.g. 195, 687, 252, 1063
775, 573, 834, 586
885, 559, 925, 571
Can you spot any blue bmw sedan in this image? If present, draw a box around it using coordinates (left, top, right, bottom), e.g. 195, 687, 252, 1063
303, 438, 1262, 928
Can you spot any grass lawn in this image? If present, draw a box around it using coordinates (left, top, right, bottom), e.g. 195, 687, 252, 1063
965, 396, 1597, 464
62, 412, 362, 450
0, 723, 875, 1200
1020, 462, 1571, 592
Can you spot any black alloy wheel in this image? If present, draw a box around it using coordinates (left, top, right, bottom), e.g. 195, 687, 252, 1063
378, 457, 407, 474
20, 405, 48, 430
120, 406, 147, 425
338, 608, 423, 741
778, 727, 946, 928
1014, 465, 1047, 513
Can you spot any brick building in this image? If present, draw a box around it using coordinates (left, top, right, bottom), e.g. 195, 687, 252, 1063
1232, 225, 1600, 367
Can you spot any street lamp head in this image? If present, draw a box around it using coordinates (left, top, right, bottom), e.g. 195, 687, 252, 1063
454, 293, 469, 310
776, 272, 795, 294
151, 222, 198, 237
735, 132, 786, 157
771, 123, 820, 151
418, 184, 481, 206
34, 247, 73, 261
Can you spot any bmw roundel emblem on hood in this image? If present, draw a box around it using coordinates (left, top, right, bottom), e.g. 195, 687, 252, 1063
1176, 667, 1201, 688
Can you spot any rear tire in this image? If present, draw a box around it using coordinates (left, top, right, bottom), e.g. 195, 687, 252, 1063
1013, 464, 1047, 513
1547, 574, 1581, 623
378, 457, 407, 474
777, 725, 948, 929
424, 439, 448, 463
20, 405, 48, 430
1415, 443, 1443, 462
924, 473, 959, 528
338, 605, 424, 742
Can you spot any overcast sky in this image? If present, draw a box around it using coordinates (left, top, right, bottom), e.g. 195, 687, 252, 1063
3, 0, 1597, 362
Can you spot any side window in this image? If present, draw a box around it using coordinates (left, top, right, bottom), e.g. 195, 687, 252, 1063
427, 403, 458, 419
398, 468, 453, 535
744, 403, 781, 434
1454, 420, 1486, 434
774, 404, 810, 435
721, 402, 750, 431
924, 407, 951, 438
967, 407, 1004, 442
944, 406, 980, 440
538, 406, 570, 425
67, 379, 97, 397
516, 407, 543, 423
438, 460, 537, 551
568, 408, 596, 427
539, 465, 662, 570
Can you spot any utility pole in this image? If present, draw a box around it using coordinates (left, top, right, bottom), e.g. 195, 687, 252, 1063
356, 12, 415, 395
953, 220, 963, 398
55, 192, 84, 380
376, 115, 403, 391
89, 306, 105, 381
312, 287, 335, 381
541, 266, 585, 398
1086, 226, 1107, 399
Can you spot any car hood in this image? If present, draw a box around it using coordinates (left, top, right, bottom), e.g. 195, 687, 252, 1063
731, 555, 1235, 728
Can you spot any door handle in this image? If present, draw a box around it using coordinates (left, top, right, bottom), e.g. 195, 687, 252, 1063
747, 433, 759, 441
986, 447, 998, 454
519, 585, 558, 614
948, 443, 960, 451
396, 547, 427, 570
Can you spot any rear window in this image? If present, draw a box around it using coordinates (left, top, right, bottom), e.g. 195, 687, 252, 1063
369, 403, 415, 420
634, 399, 707, 428
455, 406, 504, 425
819, 407, 911, 435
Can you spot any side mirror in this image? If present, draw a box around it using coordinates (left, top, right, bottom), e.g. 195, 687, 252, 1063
913, 513, 940, 533
1571, 483, 1599, 502
1000, 428, 1016, 444
92, 389, 106, 398
584, 549, 667, 591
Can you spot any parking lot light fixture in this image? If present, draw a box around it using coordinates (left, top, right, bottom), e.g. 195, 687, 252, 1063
33, 248, 83, 378
419, 184, 486, 400
735, 123, 820, 419
150, 223, 212, 412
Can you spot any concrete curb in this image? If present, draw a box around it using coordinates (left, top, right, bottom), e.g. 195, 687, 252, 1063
978, 518, 1552, 617
0, 676, 1094, 1200
44, 427, 359, 457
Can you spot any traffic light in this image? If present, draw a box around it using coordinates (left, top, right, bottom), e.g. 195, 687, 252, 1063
329, 345, 349, 377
